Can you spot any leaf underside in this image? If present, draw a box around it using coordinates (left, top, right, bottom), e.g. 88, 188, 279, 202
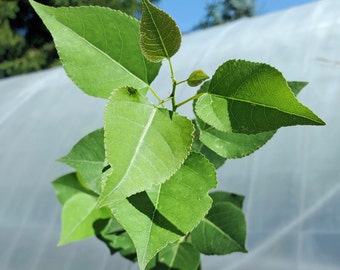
140, 0, 181, 62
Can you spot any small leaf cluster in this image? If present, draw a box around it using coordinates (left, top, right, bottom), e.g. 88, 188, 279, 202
30, 0, 325, 269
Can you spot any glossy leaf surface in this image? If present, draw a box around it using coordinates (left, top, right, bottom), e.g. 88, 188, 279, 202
140, 0, 181, 62
191, 191, 247, 255
195, 60, 325, 134
112, 153, 216, 269
98, 87, 194, 207
146, 242, 200, 270
59, 129, 105, 194
59, 193, 111, 246
30, 0, 161, 98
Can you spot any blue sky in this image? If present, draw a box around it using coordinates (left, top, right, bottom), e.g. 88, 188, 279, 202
158, 0, 317, 32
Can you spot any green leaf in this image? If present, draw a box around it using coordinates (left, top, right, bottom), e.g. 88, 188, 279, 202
93, 218, 137, 261
195, 60, 325, 134
59, 129, 105, 194
210, 191, 245, 209
195, 94, 231, 132
98, 87, 194, 208
30, 0, 161, 98
140, 0, 181, 62
187, 70, 209, 87
52, 173, 96, 205
196, 118, 276, 159
288, 81, 308, 96
192, 138, 227, 169
191, 199, 247, 255
112, 153, 216, 270
146, 242, 200, 270
192, 120, 227, 169
59, 193, 111, 246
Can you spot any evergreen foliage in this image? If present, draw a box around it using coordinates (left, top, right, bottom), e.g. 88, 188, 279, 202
196, 0, 255, 29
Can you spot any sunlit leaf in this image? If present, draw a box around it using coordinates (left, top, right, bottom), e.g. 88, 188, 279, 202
30, 0, 161, 98
112, 153, 216, 269
195, 60, 325, 134
98, 87, 194, 207
140, 0, 181, 62
59, 193, 111, 246
59, 129, 105, 194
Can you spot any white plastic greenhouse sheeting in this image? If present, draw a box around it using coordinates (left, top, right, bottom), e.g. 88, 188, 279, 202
1, 0, 339, 269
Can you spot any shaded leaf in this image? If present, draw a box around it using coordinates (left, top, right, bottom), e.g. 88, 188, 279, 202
112, 153, 216, 270
30, 0, 161, 98
59, 128, 105, 194
98, 87, 194, 208
146, 242, 200, 270
140, 0, 181, 62
59, 193, 111, 246
52, 172, 96, 205
187, 70, 209, 87
195, 60, 325, 134
288, 81, 308, 96
210, 191, 245, 209
193, 81, 275, 159
191, 200, 247, 255
93, 218, 137, 260
192, 120, 227, 169
196, 117, 276, 159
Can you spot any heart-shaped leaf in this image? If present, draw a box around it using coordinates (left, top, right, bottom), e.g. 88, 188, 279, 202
146, 242, 200, 270
112, 153, 216, 269
140, 0, 181, 62
98, 87, 194, 207
59, 128, 105, 194
30, 0, 161, 98
195, 60, 325, 134
59, 193, 111, 246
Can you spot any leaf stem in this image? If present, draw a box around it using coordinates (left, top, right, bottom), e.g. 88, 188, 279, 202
167, 58, 178, 112
176, 92, 205, 108
148, 85, 163, 105
176, 79, 188, 85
